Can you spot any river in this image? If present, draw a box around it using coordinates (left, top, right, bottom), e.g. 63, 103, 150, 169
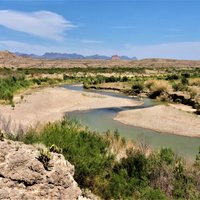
63, 84, 200, 159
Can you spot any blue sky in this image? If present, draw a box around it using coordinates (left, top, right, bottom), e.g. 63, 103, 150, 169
0, 0, 200, 59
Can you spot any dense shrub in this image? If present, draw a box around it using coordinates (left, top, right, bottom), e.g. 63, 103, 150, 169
181, 76, 189, 85
145, 80, 155, 90
132, 81, 144, 94
122, 76, 128, 82
145, 80, 171, 99
0, 76, 30, 102
181, 73, 190, 78
141, 188, 167, 200
16, 67, 145, 75
0, 75, 64, 103
165, 74, 179, 80
172, 82, 188, 91
32, 77, 62, 85
160, 148, 175, 165
16, 119, 200, 199
120, 151, 148, 180
83, 75, 129, 86
22, 119, 114, 189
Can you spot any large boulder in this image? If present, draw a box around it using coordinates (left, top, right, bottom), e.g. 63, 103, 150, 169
0, 139, 92, 200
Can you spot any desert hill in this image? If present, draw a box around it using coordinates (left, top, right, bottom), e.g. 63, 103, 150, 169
15, 52, 137, 60
0, 51, 200, 69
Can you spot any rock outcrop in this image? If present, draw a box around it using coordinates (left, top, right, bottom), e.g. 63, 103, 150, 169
0, 139, 91, 200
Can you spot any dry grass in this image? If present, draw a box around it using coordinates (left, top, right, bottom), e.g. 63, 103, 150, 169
145, 80, 172, 93
189, 78, 200, 86
188, 86, 200, 103
103, 131, 136, 160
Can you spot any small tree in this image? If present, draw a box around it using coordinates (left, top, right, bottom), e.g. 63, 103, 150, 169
160, 148, 175, 165
181, 76, 189, 85
132, 82, 144, 94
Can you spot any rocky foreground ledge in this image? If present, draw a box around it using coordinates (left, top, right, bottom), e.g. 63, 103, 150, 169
0, 139, 94, 200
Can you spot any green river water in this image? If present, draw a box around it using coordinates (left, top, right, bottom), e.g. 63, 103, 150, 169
63, 84, 200, 160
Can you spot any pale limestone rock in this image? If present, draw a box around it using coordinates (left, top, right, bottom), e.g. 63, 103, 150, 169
0, 140, 94, 200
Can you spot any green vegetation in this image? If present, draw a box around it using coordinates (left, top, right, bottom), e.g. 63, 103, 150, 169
0, 66, 199, 198
0, 75, 30, 102
14, 118, 200, 200
83, 75, 129, 86
16, 67, 146, 75
145, 80, 171, 99
78, 68, 199, 105
0, 74, 67, 103
0, 65, 199, 77
21, 119, 114, 189
37, 148, 52, 171
132, 81, 144, 94
0, 65, 199, 113
31, 77, 63, 86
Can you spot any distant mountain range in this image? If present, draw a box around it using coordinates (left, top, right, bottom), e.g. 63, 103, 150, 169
14, 52, 137, 60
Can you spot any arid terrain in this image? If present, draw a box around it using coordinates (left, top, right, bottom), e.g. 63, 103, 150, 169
0, 51, 200, 137
0, 51, 199, 199
1, 0, 200, 199
1, 51, 200, 69
114, 105, 200, 137
0, 86, 141, 132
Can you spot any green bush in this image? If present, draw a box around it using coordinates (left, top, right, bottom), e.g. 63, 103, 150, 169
141, 188, 167, 200
132, 82, 144, 94
22, 119, 114, 189
160, 148, 175, 165
18, 119, 200, 199
144, 80, 171, 99
181, 76, 189, 85
120, 151, 148, 180
0, 76, 30, 102
165, 74, 179, 80
181, 73, 190, 78
122, 76, 128, 82
172, 82, 188, 91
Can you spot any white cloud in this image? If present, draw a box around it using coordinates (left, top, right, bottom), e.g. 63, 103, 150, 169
1, 40, 200, 60
0, 40, 66, 54
124, 42, 200, 60
0, 40, 116, 56
0, 10, 75, 40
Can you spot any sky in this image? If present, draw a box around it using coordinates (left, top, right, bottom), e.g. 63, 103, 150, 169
0, 0, 200, 59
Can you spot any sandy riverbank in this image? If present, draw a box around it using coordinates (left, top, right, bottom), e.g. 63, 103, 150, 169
114, 105, 200, 137
0, 86, 141, 132
169, 103, 197, 113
